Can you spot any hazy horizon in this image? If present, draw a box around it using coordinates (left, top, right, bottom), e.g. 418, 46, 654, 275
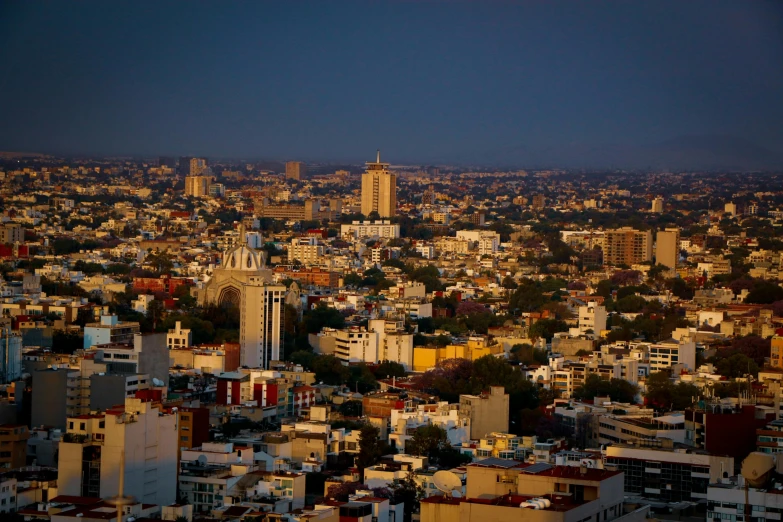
2, 1, 782, 169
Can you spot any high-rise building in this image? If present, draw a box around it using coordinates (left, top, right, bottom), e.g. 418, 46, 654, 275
178, 156, 193, 175
286, 161, 306, 181
651, 196, 664, 213
361, 150, 397, 218
184, 175, 209, 197
57, 396, 177, 505
241, 280, 286, 368
602, 227, 652, 266
189, 157, 208, 176
531, 194, 546, 210
656, 227, 680, 269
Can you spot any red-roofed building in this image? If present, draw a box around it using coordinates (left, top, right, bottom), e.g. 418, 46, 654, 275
132, 274, 192, 295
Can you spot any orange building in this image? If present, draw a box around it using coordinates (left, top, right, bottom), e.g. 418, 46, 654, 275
275, 266, 340, 288
771, 336, 783, 369
0, 424, 30, 469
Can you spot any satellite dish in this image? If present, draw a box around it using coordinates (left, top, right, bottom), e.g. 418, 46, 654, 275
432, 470, 462, 497
197, 455, 208, 466
742, 452, 775, 488
152, 378, 164, 386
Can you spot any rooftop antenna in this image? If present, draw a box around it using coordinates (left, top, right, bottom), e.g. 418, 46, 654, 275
376, 149, 381, 163
107, 450, 136, 522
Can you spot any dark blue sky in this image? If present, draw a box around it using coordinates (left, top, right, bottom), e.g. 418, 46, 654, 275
1, 1, 782, 167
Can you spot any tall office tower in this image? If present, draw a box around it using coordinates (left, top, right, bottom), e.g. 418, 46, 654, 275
184, 175, 209, 197
241, 280, 286, 368
656, 227, 681, 269
603, 227, 653, 266
286, 161, 306, 181
651, 196, 664, 213
531, 194, 546, 210
190, 157, 208, 176
361, 150, 397, 218
178, 156, 193, 175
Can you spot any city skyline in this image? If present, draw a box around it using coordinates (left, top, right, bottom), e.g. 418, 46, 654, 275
1, 1, 783, 169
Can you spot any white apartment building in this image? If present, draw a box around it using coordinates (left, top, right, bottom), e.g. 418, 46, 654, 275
341, 220, 401, 239
241, 280, 286, 368
83, 314, 140, 349
0, 476, 17, 514
167, 320, 193, 349
456, 230, 501, 247
649, 338, 696, 371
288, 237, 325, 264
435, 238, 470, 254
131, 294, 155, 314
573, 301, 607, 337
332, 328, 379, 364
369, 319, 414, 370
389, 402, 470, 452
57, 397, 177, 506
478, 237, 499, 255
415, 244, 435, 259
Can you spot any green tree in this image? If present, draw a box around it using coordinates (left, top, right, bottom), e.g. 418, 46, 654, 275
52, 330, 84, 354
389, 471, 425, 522
715, 353, 759, 378
375, 360, 406, 379
529, 318, 568, 342
312, 355, 351, 385
356, 425, 390, 477
572, 374, 639, 403
644, 371, 702, 411
304, 304, 346, 333
508, 279, 549, 314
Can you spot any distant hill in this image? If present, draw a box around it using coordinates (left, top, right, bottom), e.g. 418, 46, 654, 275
0, 151, 51, 159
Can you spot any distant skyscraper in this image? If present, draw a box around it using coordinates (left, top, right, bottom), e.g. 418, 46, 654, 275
190, 157, 208, 176
286, 161, 306, 181
651, 196, 664, 213
184, 176, 209, 197
656, 227, 680, 269
531, 194, 546, 210
603, 227, 653, 266
178, 156, 193, 175
361, 150, 396, 218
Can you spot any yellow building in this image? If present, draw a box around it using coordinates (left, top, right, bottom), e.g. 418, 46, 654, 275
771, 336, 783, 369
361, 150, 397, 218
412, 337, 504, 372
